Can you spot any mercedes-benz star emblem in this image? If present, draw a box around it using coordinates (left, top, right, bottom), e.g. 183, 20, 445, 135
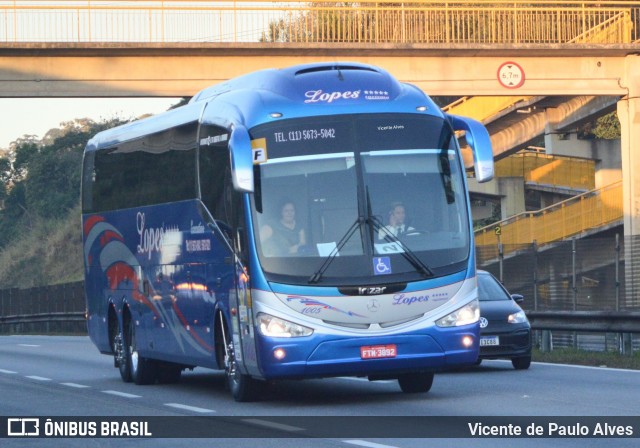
479, 317, 488, 328
367, 299, 380, 312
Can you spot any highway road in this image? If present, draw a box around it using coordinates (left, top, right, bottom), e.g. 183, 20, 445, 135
0, 335, 638, 447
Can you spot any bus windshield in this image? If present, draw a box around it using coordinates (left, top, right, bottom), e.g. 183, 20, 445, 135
249, 113, 469, 285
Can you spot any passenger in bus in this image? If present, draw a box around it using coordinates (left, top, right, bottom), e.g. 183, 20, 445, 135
260, 200, 306, 255
378, 202, 416, 240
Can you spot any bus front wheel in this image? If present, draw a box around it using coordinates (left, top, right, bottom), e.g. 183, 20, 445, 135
224, 340, 262, 402
216, 314, 263, 402
397, 372, 434, 394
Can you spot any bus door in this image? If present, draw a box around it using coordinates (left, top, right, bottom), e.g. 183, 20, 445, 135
198, 122, 260, 376
228, 259, 260, 377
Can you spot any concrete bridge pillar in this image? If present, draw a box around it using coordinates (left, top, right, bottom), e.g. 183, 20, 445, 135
618, 54, 640, 308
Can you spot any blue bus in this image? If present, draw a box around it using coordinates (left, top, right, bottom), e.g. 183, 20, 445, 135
81, 62, 494, 401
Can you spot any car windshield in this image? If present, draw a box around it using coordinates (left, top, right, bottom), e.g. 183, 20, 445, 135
249, 113, 470, 285
478, 273, 511, 301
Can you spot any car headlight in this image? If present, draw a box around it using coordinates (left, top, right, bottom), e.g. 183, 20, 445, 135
435, 299, 480, 327
508, 310, 528, 324
257, 313, 313, 338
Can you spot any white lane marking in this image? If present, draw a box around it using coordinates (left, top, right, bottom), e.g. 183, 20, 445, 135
0, 369, 18, 374
25, 376, 51, 381
164, 403, 216, 413
61, 383, 90, 389
242, 418, 305, 432
344, 441, 399, 448
487, 359, 640, 374
534, 361, 640, 373
18, 344, 41, 347
102, 390, 141, 399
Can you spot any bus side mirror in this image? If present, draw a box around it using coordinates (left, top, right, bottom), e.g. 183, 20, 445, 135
446, 114, 494, 183
229, 125, 254, 193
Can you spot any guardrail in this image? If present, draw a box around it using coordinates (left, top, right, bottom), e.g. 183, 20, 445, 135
527, 310, 639, 354
527, 310, 640, 333
1, 281, 638, 354
0, 311, 86, 335
0, 1, 638, 44
0, 281, 86, 334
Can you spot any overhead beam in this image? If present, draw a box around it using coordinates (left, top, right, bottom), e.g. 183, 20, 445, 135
0, 43, 632, 98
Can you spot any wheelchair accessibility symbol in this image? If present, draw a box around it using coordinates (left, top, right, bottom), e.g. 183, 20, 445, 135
373, 257, 392, 275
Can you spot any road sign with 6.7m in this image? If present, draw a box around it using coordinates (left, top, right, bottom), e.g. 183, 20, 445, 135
497, 61, 525, 89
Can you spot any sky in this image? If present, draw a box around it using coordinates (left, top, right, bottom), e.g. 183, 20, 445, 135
0, 97, 181, 151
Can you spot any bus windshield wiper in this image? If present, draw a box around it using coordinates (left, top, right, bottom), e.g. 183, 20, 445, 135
368, 214, 434, 278
309, 217, 364, 284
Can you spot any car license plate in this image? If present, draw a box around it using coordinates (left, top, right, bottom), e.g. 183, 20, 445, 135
360, 344, 397, 359
480, 336, 500, 346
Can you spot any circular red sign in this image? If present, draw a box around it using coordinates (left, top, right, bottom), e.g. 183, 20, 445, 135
497, 61, 525, 89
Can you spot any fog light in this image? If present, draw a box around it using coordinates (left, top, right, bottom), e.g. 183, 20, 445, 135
273, 348, 286, 360
462, 336, 474, 348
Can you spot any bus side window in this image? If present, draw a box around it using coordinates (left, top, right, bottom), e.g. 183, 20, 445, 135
199, 128, 229, 222
198, 125, 246, 253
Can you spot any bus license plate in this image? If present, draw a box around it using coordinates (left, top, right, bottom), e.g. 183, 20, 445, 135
480, 336, 500, 346
360, 344, 397, 359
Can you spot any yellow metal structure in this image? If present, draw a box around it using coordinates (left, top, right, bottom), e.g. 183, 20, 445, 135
475, 181, 623, 252
442, 96, 531, 122
494, 152, 596, 191
0, 1, 638, 44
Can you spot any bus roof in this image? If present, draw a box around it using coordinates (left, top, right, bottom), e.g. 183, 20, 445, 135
86, 62, 442, 153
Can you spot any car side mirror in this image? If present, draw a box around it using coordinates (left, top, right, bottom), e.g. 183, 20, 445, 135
511, 294, 524, 303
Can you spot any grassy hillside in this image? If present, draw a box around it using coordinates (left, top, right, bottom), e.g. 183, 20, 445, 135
0, 204, 82, 288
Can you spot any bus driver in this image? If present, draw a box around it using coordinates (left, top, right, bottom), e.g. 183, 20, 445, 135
378, 202, 415, 240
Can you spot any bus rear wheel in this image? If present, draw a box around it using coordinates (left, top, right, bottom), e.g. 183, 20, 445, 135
113, 321, 131, 383
125, 314, 157, 385
397, 372, 434, 394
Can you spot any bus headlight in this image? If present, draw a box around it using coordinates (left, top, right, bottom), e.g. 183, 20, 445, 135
435, 299, 480, 327
257, 313, 313, 338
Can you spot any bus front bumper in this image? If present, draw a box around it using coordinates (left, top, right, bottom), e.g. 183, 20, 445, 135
254, 326, 479, 379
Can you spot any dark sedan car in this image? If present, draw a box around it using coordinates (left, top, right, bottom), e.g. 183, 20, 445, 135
477, 270, 532, 370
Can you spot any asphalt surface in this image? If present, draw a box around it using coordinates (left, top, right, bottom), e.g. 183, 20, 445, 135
0, 335, 638, 448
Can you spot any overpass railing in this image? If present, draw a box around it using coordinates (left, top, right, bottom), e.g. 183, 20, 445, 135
475, 180, 623, 250
0, 1, 638, 44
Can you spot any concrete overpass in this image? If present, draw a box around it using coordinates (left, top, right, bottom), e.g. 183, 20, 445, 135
2, 42, 640, 248
0, 42, 636, 98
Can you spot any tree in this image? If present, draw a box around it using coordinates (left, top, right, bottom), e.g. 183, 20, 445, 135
592, 112, 621, 140
0, 155, 12, 203
11, 141, 39, 182
0, 117, 127, 248
578, 112, 621, 140
260, 2, 369, 43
